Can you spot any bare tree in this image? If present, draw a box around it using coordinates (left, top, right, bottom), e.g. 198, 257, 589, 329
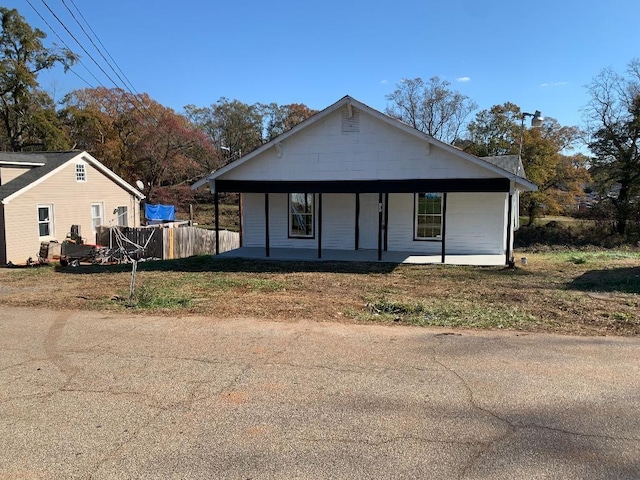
585, 59, 640, 235
385, 76, 477, 144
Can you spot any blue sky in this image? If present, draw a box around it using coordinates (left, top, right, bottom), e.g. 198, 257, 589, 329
5, 0, 640, 139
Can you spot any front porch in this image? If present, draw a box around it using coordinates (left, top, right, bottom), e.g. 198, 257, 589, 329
216, 247, 507, 266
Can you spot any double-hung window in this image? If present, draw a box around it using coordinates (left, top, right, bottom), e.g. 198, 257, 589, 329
37, 205, 53, 238
91, 203, 104, 232
289, 193, 314, 238
415, 193, 443, 240
116, 206, 128, 227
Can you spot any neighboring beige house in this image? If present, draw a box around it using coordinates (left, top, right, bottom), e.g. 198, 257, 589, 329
0, 151, 144, 265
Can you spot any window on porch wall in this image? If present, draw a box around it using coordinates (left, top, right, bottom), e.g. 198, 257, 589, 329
415, 193, 443, 240
289, 193, 314, 238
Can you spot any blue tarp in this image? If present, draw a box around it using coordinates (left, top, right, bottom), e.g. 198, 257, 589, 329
145, 204, 175, 222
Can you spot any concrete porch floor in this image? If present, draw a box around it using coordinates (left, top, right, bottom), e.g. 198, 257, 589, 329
216, 247, 508, 266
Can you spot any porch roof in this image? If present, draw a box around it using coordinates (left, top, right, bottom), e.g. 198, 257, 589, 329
212, 178, 511, 194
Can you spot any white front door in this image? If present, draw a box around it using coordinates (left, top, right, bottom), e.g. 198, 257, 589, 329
359, 194, 382, 250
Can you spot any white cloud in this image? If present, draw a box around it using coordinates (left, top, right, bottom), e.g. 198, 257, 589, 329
380, 79, 388, 84
540, 81, 568, 87
457, 76, 471, 83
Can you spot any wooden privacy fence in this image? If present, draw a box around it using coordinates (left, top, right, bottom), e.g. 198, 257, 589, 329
96, 226, 239, 260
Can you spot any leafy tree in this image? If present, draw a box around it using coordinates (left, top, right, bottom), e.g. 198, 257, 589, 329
464, 102, 522, 156
464, 103, 588, 223
60, 87, 139, 174
585, 59, 640, 235
0, 7, 76, 151
60, 87, 218, 201
520, 121, 588, 222
184, 98, 263, 164
261, 102, 317, 141
385, 76, 477, 143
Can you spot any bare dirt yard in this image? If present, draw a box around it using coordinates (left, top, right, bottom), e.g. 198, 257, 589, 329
0, 250, 638, 336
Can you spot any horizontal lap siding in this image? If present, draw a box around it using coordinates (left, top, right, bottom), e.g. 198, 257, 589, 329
242, 193, 265, 247
445, 193, 507, 255
386, 193, 506, 255
387, 194, 441, 254
242, 191, 507, 256
320, 194, 354, 250
221, 108, 495, 182
269, 194, 315, 249
242, 193, 355, 250
0, 166, 31, 185
4, 162, 139, 264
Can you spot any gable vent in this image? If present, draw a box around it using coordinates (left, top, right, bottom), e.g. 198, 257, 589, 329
341, 107, 360, 133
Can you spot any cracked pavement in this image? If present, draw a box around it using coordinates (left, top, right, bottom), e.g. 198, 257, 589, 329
0, 306, 638, 479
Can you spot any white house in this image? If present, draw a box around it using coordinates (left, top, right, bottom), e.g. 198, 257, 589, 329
193, 96, 537, 265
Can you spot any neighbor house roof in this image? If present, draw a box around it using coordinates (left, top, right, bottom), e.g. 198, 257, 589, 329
482, 155, 526, 179
192, 95, 538, 192
0, 150, 145, 204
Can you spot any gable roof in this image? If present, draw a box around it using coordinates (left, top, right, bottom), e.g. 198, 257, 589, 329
0, 150, 145, 204
482, 155, 527, 178
192, 95, 537, 192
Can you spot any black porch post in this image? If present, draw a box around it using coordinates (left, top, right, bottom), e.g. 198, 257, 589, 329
355, 193, 360, 250
238, 193, 243, 247
441, 192, 447, 264
265, 193, 270, 257
377, 192, 383, 261
506, 193, 513, 266
384, 192, 389, 251
317, 193, 322, 259
214, 190, 220, 255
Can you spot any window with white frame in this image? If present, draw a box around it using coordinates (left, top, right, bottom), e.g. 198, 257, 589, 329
289, 193, 314, 238
37, 205, 53, 237
91, 203, 103, 232
116, 206, 128, 227
76, 163, 86, 182
415, 193, 443, 239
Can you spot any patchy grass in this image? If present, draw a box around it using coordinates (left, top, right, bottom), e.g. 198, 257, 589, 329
0, 251, 638, 336
125, 284, 193, 310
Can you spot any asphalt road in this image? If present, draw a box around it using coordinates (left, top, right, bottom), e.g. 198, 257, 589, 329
0, 306, 638, 479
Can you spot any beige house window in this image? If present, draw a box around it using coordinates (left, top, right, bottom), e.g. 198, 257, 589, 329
76, 164, 86, 182
38, 205, 53, 238
116, 206, 128, 227
91, 203, 103, 232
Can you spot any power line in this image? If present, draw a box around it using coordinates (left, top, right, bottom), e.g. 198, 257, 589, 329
38, 0, 160, 126
39, 0, 125, 89
24, 0, 97, 88
61, 0, 139, 97
66, 0, 140, 96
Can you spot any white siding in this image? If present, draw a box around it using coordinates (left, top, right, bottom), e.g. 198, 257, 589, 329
242, 193, 265, 247
243, 193, 356, 250
446, 193, 507, 255
219, 106, 496, 182
387, 194, 441, 255
243, 192, 507, 256
388, 193, 507, 255
321, 194, 354, 250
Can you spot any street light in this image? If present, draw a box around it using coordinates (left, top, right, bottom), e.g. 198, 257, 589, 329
518, 110, 544, 160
